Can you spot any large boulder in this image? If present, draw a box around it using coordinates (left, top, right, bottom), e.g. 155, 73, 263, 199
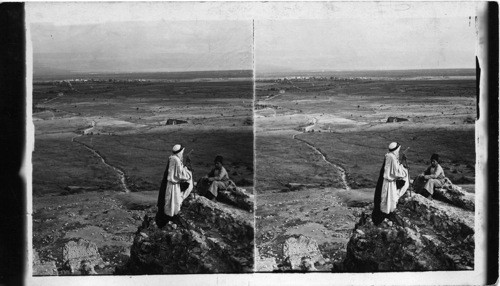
33, 250, 58, 276
118, 196, 254, 274
256, 257, 278, 272
433, 185, 474, 211
412, 179, 474, 211
62, 239, 104, 274
255, 248, 278, 272
217, 187, 254, 212
342, 194, 474, 272
282, 235, 324, 271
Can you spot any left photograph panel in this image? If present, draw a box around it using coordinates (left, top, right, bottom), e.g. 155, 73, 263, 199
29, 2, 254, 275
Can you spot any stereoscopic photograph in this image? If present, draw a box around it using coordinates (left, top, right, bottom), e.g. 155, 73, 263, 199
24, 1, 492, 285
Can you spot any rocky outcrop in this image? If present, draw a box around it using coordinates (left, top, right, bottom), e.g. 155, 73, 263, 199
33, 250, 58, 276
412, 178, 475, 211
433, 185, 474, 211
62, 239, 104, 274
256, 256, 278, 272
256, 235, 326, 272
255, 248, 279, 272
342, 193, 474, 272
195, 181, 254, 212
118, 196, 254, 274
282, 235, 324, 271
217, 187, 254, 212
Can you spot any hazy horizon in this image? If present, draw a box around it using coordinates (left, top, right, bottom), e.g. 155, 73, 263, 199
32, 67, 476, 80
28, 2, 477, 76
31, 20, 253, 75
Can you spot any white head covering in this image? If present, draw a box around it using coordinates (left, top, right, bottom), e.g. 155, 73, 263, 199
388, 142, 400, 152
172, 144, 184, 154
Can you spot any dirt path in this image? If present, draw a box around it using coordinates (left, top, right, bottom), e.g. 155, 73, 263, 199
260, 107, 277, 117
262, 93, 282, 102
292, 118, 351, 191
72, 130, 131, 193
42, 93, 66, 104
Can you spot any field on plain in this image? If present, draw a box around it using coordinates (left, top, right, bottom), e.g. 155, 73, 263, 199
32, 75, 254, 273
254, 74, 476, 269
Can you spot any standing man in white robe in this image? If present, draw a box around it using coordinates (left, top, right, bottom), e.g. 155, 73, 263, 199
156, 144, 193, 228
165, 144, 193, 218
372, 142, 409, 225
380, 142, 409, 214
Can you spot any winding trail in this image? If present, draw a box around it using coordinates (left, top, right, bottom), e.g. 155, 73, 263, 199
72, 123, 131, 193
292, 118, 351, 191
256, 107, 277, 117
263, 94, 282, 102
43, 93, 65, 104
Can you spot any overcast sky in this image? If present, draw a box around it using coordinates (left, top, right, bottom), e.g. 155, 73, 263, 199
31, 20, 253, 74
256, 17, 477, 72
28, 2, 478, 74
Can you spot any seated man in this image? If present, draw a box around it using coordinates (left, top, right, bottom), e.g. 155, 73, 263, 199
413, 153, 446, 198
197, 155, 230, 201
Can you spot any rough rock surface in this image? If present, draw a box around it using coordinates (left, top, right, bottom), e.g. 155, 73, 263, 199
62, 239, 104, 274
118, 195, 254, 274
282, 235, 324, 271
33, 250, 58, 276
256, 257, 278, 272
433, 185, 475, 211
217, 187, 254, 212
342, 193, 474, 272
255, 248, 278, 272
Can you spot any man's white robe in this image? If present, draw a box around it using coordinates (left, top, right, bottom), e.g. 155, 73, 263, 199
380, 152, 409, 214
164, 154, 192, 217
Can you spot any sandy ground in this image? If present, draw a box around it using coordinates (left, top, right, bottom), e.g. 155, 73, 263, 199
33, 191, 152, 274
256, 187, 370, 270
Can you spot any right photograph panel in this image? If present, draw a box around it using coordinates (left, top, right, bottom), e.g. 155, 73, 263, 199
254, 3, 477, 272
